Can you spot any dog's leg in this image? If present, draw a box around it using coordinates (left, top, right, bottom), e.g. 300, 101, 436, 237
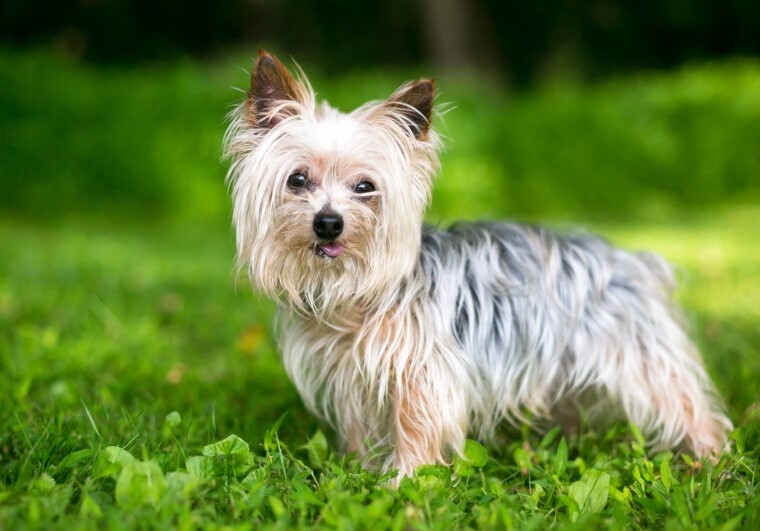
389, 355, 469, 481
609, 330, 732, 458
380, 323, 470, 479
578, 252, 734, 458
321, 312, 467, 482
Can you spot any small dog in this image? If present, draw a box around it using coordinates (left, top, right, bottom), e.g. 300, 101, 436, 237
225, 51, 732, 479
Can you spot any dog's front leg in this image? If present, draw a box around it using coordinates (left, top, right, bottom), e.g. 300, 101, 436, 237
389, 361, 469, 481
353, 310, 470, 482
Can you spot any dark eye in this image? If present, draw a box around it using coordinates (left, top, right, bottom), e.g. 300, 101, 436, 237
287, 172, 308, 189
354, 181, 375, 194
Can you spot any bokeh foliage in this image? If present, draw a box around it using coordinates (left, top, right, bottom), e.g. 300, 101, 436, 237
3, 0, 760, 87
1, 50, 759, 223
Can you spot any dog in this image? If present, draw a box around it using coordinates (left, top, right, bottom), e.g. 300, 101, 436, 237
224, 50, 732, 480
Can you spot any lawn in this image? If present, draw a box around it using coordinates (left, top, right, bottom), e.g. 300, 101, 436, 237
0, 50, 758, 529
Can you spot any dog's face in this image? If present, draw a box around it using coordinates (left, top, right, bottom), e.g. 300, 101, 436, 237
225, 51, 441, 314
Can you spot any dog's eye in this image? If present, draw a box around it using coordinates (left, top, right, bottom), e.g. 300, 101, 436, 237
354, 181, 375, 194
287, 172, 308, 189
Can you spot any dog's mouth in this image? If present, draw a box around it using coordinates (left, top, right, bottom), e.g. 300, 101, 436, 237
314, 241, 344, 259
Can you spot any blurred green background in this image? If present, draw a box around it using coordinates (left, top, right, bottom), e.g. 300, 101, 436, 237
2, 0, 760, 224
1, 0, 759, 464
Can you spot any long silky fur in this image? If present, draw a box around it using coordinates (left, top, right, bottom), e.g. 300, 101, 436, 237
225, 53, 732, 481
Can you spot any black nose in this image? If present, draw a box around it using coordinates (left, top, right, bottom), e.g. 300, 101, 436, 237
313, 213, 344, 240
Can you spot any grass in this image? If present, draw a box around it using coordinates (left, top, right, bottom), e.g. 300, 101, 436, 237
0, 211, 758, 529
0, 50, 759, 528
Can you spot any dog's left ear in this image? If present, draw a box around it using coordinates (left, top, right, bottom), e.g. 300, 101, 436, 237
383, 79, 435, 140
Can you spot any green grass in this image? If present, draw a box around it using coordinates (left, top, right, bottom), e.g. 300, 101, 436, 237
0, 50, 759, 528
1, 211, 758, 529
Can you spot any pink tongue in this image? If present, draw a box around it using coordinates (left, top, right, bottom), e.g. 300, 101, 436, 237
320, 243, 344, 257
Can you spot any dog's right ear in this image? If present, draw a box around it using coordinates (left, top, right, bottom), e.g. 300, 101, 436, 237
249, 50, 304, 129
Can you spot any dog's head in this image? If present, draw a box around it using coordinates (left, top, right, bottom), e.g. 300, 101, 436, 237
225, 51, 440, 315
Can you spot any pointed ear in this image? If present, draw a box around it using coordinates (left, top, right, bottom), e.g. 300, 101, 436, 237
249, 50, 303, 129
384, 79, 435, 140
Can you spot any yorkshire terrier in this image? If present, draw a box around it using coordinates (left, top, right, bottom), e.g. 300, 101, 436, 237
225, 51, 732, 480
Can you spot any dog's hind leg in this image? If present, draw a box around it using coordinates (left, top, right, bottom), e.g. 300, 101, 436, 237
605, 317, 732, 458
